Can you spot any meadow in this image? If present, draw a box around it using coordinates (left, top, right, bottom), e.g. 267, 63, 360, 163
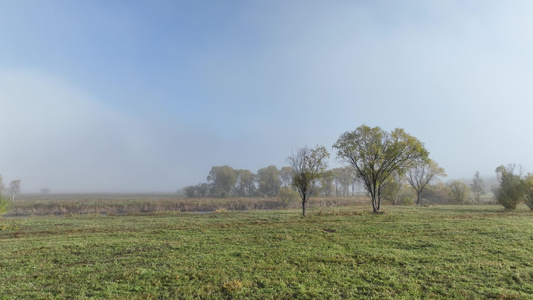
1, 200, 533, 299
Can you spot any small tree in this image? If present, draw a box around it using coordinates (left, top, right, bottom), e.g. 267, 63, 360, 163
40, 188, 50, 194
0, 193, 11, 217
470, 171, 486, 204
493, 164, 523, 210
287, 145, 329, 217
407, 159, 446, 205
447, 181, 471, 204
522, 173, 533, 211
333, 125, 428, 213
7, 180, 21, 201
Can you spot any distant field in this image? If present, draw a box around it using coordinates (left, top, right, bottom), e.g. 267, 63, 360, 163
7, 194, 366, 216
1, 205, 532, 299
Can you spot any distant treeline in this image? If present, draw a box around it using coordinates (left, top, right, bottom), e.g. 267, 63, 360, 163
181, 165, 359, 199
181, 164, 499, 206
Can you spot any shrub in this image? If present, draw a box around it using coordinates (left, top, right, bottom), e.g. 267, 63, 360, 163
493, 165, 524, 210
447, 181, 471, 204
277, 187, 299, 206
0, 193, 11, 217
523, 173, 533, 211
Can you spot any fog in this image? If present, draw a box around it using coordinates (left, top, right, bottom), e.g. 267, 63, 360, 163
1, 1, 533, 193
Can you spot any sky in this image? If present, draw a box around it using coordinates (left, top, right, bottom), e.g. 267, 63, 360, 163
1, 1, 533, 193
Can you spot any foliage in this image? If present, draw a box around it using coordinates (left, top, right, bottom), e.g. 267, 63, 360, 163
287, 145, 330, 216
333, 125, 429, 213
235, 169, 256, 197
276, 187, 299, 206
422, 182, 452, 204
319, 170, 334, 197
279, 166, 293, 187
0, 193, 11, 216
381, 173, 404, 205
522, 173, 533, 211
1, 206, 533, 299
493, 164, 524, 210
447, 180, 471, 204
257, 165, 282, 197
184, 183, 209, 198
331, 167, 353, 197
470, 170, 486, 204
407, 159, 446, 205
207, 166, 238, 197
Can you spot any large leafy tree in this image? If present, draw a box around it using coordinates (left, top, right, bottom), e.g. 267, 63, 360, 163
287, 145, 330, 216
235, 169, 256, 197
257, 165, 282, 197
333, 125, 428, 213
407, 159, 446, 205
207, 166, 237, 197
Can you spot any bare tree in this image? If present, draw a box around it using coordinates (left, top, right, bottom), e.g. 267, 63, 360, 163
287, 145, 329, 217
407, 159, 446, 205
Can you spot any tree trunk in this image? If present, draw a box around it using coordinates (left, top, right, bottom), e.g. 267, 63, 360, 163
302, 200, 307, 217
371, 195, 378, 213
416, 190, 421, 205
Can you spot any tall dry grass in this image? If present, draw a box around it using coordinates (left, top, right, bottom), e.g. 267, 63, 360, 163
7, 194, 367, 216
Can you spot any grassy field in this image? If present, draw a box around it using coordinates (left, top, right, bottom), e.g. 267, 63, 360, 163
1, 204, 533, 299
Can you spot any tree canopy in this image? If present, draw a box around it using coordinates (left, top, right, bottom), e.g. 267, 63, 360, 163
287, 145, 329, 216
333, 125, 428, 213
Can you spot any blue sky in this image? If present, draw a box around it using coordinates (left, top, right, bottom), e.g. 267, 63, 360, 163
1, 1, 533, 192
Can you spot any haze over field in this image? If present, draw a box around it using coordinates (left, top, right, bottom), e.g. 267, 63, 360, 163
1, 1, 533, 193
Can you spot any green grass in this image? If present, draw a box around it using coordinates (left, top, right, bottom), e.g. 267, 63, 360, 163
1, 205, 533, 299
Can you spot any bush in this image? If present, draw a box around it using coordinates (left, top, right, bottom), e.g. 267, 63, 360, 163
447, 181, 471, 204
523, 174, 533, 211
277, 187, 299, 206
0, 193, 11, 217
493, 165, 523, 210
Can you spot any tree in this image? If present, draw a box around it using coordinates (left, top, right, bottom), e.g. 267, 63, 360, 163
523, 173, 533, 211
470, 171, 486, 203
279, 166, 293, 187
447, 180, 471, 204
381, 173, 406, 205
40, 188, 50, 194
207, 166, 237, 197
333, 125, 428, 213
235, 169, 256, 197
257, 165, 281, 197
320, 170, 334, 197
332, 167, 352, 197
287, 145, 330, 216
407, 159, 446, 205
8, 180, 21, 201
493, 164, 523, 210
